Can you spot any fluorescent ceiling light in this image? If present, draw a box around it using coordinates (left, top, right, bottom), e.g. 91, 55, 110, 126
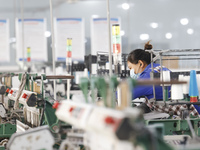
140, 34, 149, 40
165, 33, 172, 39
150, 22, 158, 29
122, 3, 130, 10
92, 15, 99, 18
180, 18, 189, 25
187, 28, 194, 35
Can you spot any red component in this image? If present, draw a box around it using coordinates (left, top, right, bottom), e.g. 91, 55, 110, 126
69, 107, 74, 112
22, 93, 28, 99
113, 44, 121, 54
6, 88, 10, 93
105, 116, 115, 125
190, 97, 198, 102
66, 51, 72, 58
9, 90, 13, 94
27, 57, 31, 62
52, 101, 60, 109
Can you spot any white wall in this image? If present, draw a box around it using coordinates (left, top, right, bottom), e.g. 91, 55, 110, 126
0, 0, 200, 66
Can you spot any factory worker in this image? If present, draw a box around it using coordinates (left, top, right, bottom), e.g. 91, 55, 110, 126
127, 41, 171, 100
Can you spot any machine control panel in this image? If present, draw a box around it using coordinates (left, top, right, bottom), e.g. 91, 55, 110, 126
86, 107, 124, 139
56, 101, 142, 141
56, 101, 93, 129
8, 88, 19, 101
19, 90, 37, 107
8, 88, 37, 107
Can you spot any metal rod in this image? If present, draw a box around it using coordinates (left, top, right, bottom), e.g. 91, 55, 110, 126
13, 0, 16, 35
152, 49, 200, 62
127, 0, 131, 53
167, 101, 200, 106
160, 54, 166, 102
150, 51, 156, 100
155, 49, 200, 53
162, 58, 200, 60
186, 117, 196, 139
0, 73, 19, 77
2, 74, 74, 80
161, 54, 200, 56
137, 80, 186, 86
67, 79, 70, 100
34, 75, 74, 80
20, 0, 25, 71
49, 0, 57, 100
106, 0, 112, 76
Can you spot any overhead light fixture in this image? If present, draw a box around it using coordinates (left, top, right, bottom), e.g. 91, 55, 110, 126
140, 34, 149, 41
122, 3, 130, 10
187, 28, 194, 35
45, 31, 51, 38
165, 33, 172, 39
180, 18, 189, 25
150, 22, 158, 29
92, 15, 99, 18
120, 30, 125, 36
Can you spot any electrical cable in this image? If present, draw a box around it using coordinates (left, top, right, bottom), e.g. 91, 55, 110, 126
39, 100, 46, 126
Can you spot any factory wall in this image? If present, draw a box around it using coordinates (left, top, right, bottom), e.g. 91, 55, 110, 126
0, 0, 200, 66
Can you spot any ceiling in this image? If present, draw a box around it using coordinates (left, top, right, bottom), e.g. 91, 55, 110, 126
0, 0, 200, 50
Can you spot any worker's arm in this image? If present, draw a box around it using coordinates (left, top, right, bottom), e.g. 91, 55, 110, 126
132, 85, 153, 100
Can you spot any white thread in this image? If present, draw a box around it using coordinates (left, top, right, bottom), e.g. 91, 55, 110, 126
161, 71, 170, 86
183, 76, 190, 94
171, 84, 183, 100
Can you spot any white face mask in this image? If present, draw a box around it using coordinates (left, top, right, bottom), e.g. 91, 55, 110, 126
130, 68, 141, 79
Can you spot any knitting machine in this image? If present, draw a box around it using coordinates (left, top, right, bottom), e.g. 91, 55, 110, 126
4, 74, 200, 150
0, 72, 74, 149
138, 49, 200, 149
78, 76, 200, 149
54, 76, 200, 150
0, 73, 18, 149
55, 100, 174, 150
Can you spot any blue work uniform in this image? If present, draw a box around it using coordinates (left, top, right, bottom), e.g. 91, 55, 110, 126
132, 63, 171, 100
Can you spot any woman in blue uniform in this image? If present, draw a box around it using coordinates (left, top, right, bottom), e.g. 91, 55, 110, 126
127, 41, 170, 100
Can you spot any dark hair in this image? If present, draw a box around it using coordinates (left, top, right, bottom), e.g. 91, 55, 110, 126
127, 41, 154, 65
144, 40, 153, 50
